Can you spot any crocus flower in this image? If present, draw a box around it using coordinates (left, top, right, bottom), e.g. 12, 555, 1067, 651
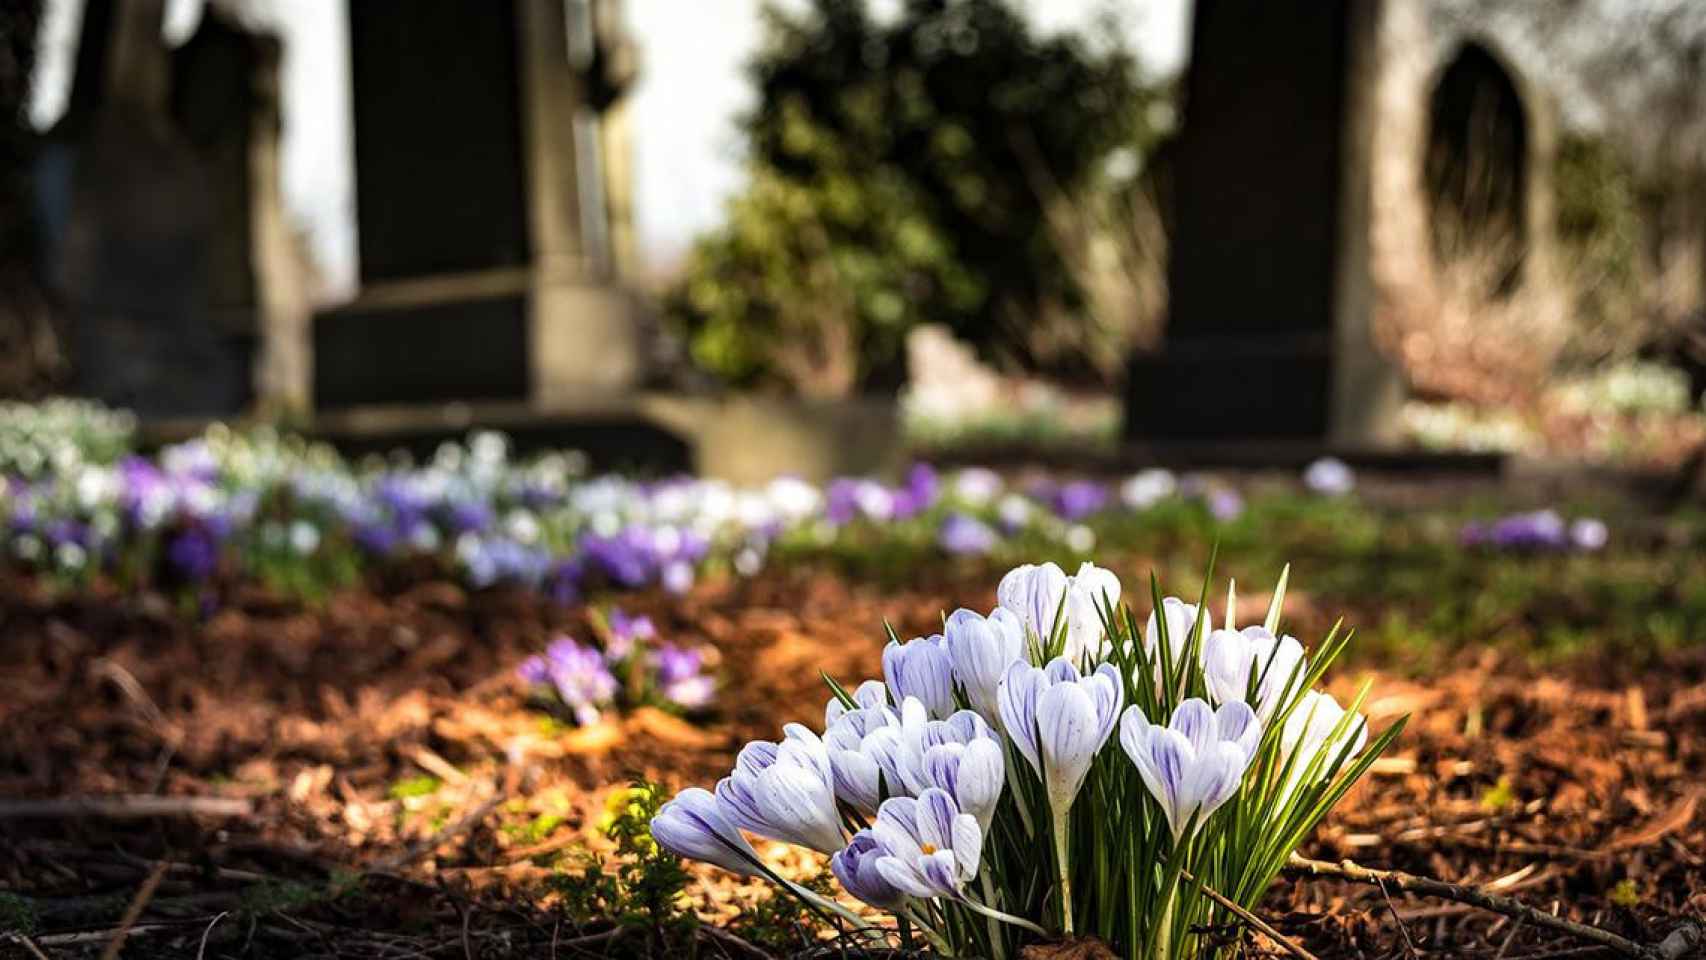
824, 700, 903, 814
996, 561, 1122, 662
825, 678, 890, 728
655, 644, 716, 710
606, 608, 657, 661
895, 698, 1006, 831
952, 467, 1003, 506
1279, 690, 1367, 797
651, 786, 761, 876
867, 789, 982, 901
1303, 457, 1355, 496
1120, 468, 1177, 510
998, 658, 1124, 813
831, 831, 908, 910
944, 607, 1026, 722
715, 725, 844, 853
1120, 698, 1261, 840
540, 638, 618, 726
938, 513, 998, 556
883, 633, 955, 719
1202, 625, 1306, 722
1208, 488, 1244, 521
1144, 597, 1212, 682
1050, 480, 1110, 522
1570, 517, 1608, 551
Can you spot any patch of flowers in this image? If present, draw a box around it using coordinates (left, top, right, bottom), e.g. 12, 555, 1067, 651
517, 608, 720, 725
1461, 510, 1609, 553
650, 561, 1401, 958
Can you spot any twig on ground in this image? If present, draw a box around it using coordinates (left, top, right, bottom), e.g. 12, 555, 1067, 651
1376, 877, 1421, 960
1493, 915, 1527, 960
34, 925, 180, 947
0, 794, 252, 820
196, 911, 230, 960
1181, 869, 1319, 960
101, 861, 169, 960
3, 932, 52, 960
1285, 853, 1694, 960
699, 922, 776, 959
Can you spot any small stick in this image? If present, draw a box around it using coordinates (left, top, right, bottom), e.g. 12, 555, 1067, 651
1285, 854, 1661, 959
1181, 869, 1320, 960
101, 862, 169, 960
1376, 877, 1420, 960
0, 795, 252, 820
4, 933, 52, 960
196, 911, 230, 960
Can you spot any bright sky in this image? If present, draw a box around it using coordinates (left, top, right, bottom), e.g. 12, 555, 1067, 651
29, 0, 1192, 302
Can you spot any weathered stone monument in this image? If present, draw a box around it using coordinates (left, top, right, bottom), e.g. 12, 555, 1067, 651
314, 0, 642, 411
1126, 0, 1403, 446
37, 0, 304, 417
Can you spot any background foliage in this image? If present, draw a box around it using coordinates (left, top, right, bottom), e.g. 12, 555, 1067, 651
669, 0, 1166, 395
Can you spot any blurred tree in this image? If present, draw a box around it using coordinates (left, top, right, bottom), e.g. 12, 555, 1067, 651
670, 0, 1162, 396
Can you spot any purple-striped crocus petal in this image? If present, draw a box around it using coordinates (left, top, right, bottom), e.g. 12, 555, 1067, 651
1045, 657, 1081, 685
1198, 740, 1251, 813
1145, 597, 1212, 669
997, 661, 1045, 775
1170, 698, 1218, 755
1203, 626, 1307, 722
883, 635, 955, 719
715, 774, 767, 837
1037, 682, 1102, 812
997, 562, 1070, 646
733, 740, 779, 778
1089, 662, 1126, 743
918, 849, 965, 899
1215, 700, 1262, 760
948, 737, 1005, 831
831, 832, 907, 910
830, 748, 883, 814
1138, 727, 1195, 838
755, 761, 844, 853
945, 607, 1026, 722
651, 787, 760, 877
875, 855, 939, 899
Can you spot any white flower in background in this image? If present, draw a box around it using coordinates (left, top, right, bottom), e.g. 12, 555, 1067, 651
996, 493, 1031, 531
883, 633, 955, 718
953, 467, 1004, 506
1303, 457, 1355, 496
1570, 517, 1609, 551
765, 475, 823, 522
288, 520, 322, 556
1065, 524, 1096, 554
997, 561, 1122, 662
1120, 698, 1261, 840
505, 509, 541, 544
714, 725, 845, 853
1120, 468, 1177, 510
1202, 625, 1307, 722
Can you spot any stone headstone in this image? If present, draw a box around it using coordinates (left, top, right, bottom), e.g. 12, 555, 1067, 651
1126, 0, 1402, 446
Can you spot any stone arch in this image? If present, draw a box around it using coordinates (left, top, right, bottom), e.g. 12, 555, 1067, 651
1423, 40, 1531, 293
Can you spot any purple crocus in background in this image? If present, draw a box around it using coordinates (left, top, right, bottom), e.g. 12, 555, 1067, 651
1050, 480, 1109, 522
166, 525, 221, 583
606, 607, 657, 660
516, 636, 618, 726
654, 643, 717, 710
937, 513, 997, 556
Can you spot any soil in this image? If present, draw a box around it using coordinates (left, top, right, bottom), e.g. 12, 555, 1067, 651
1, 568, 1702, 958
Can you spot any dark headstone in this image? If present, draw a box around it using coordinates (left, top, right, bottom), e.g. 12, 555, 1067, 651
1126, 0, 1397, 445
315, 293, 530, 407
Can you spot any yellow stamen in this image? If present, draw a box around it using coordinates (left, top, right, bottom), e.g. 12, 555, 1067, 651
921, 843, 937, 855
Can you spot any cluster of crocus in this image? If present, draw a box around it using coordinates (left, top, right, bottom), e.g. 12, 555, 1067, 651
652, 560, 1401, 959
1460, 510, 1608, 552
516, 607, 719, 723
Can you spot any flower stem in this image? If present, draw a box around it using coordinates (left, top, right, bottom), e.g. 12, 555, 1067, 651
979, 869, 1007, 960
1052, 809, 1074, 935
1153, 882, 1177, 960
962, 895, 1051, 939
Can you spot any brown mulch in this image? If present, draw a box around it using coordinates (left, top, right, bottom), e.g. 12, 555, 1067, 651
0, 569, 1702, 958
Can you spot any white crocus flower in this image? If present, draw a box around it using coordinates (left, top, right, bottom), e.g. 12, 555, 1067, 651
996, 561, 1122, 662
714, 725, 845, 853
1120, 698, 1261, 840
944, 606, 1026, 723
1202, 625, 1307, 722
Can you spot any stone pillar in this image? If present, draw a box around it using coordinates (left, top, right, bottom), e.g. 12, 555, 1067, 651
1125, 0, 1403, 446
315, 0, 641, 411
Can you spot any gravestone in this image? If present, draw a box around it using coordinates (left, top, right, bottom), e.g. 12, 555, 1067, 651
314, 0, 642, 410
40, 0, 298, 417
1125, 0, 1402, 446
